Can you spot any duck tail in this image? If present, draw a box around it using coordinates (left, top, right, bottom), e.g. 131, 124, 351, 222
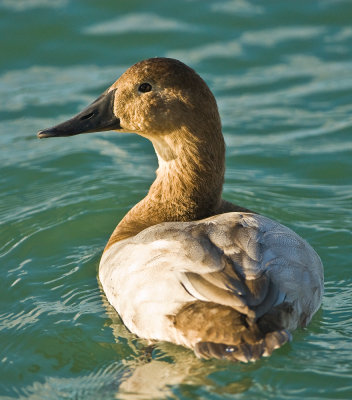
172, 301, 292, 362
193, 329, 291, 362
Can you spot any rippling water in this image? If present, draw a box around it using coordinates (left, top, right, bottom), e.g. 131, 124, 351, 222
1, 1, 352, 399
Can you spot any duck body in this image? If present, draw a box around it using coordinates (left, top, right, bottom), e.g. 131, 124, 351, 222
99, 212, 322, 360
38, 57, 324, 361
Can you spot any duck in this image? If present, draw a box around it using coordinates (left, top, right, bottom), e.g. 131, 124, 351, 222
38, 57, 324, 362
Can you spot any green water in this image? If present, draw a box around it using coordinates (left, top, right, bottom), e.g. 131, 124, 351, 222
1, 0, 352, 398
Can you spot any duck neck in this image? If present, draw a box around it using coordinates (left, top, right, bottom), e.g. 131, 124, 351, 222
150, 128, 225, 217
105, 126, 225, 248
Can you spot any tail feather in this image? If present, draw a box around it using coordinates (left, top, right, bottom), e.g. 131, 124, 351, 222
194, 330, 291, 362
171, 301, 292, 362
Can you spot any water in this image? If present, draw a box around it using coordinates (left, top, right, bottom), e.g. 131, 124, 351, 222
1, 0, 352, 398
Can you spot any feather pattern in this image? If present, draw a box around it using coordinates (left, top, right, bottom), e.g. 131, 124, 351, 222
99, 212, 323, 361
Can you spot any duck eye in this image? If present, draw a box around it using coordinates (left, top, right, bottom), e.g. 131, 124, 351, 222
138, 83, 152, 93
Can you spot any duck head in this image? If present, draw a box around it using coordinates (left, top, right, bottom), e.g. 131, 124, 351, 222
37, 58, 222, 162
38, 58, 229, 240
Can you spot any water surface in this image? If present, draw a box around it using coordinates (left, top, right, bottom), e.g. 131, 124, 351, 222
1, 0, 352, 399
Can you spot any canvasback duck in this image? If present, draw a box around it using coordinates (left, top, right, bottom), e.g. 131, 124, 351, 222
38, 57, 323, 362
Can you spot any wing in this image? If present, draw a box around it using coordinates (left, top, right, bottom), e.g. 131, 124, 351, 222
165, 212, 323, 327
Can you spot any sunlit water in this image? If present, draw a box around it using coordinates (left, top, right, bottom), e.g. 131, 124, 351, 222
1, 1, 352, 399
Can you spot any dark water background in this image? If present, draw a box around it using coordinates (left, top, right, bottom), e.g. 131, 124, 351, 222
1, 0, 352, 398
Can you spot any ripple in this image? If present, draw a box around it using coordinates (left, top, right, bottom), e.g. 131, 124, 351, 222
212, 0, 264, 15
0, 65, 120, 113
168, 26, 324, 64
21, 362, 126, 399
0, 0, 67, 11
84, 13, 195, 35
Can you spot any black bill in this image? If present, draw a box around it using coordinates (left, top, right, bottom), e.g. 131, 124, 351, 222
37, 89, 121, 138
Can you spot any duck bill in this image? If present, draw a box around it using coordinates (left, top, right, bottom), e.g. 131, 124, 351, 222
37, 89, 121, 138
